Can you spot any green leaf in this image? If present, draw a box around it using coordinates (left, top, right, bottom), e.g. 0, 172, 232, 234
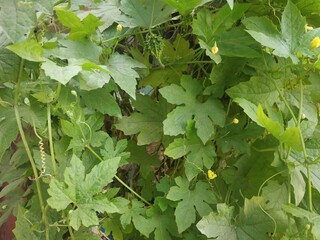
41, 60, 82, 85
261, 180, 288, 209
0, 0, 36, 43
0, 29, 20, 82
227, 76, 278, 106
120, 0, 174, 28
47, 155, 121, 230
290, 167, 306, 205
13, 206, 40, 240
100, 138, 130, 165
144, 206, 179, 239
126, 140, 160, 178
120, 199, 150, 235
243, 1, 305, 63
233, 98, 259, 123
48, 39, 102, 64
297, 0, 320, 15
160, 75, 225, 144
257, 104, 302, 151
196, 203, 237, 239
116, 94, 171, 145
165, 121, 216, 180
56, 10, 103, 40
106, 53, 145, 99
6, 40, 45, 62
257, 104, 283, 137
166, 177, 215, 233
80, 87, 121, 117
161, 0, 210, 15
193, 4, 250, 44
236, 197, 275, 240
0, 108, 19, 159
87, 0, 123, 31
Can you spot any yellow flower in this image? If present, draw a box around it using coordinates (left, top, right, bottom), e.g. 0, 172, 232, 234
211, 42, 219, 55
208, 170, 217, 180
311, 36, 320, 49
232, 118, 239, 124
116, 24, 123, 32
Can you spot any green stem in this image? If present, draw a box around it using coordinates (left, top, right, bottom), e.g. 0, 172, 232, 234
14, 59, 50, 240
307, 165, 313, 212
68, 225, 75, 240
86, 145, 152, 206
47, 104, 57, 176
298, 79, 312, 212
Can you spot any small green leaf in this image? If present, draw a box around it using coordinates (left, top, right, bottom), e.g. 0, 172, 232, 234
56, 10, 103, 40
167, 177, 215, 233
257, 104, 283, 137
6, 40, 45, 62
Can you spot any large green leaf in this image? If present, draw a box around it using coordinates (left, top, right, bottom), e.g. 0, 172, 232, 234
160, 75, 225, 144
116, 94, 171, 145
47, 155, 121, 230
166, 177, 215, 233
120, 0, 174, 28
196, 204, 237, 240
106, 53, 145, 99
226, 76, 278, 106
243, 1, 305, 63
0, 0, 36, 43
41, 60, 82, 85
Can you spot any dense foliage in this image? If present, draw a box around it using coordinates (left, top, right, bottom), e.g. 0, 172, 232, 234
1, 0, 320, 239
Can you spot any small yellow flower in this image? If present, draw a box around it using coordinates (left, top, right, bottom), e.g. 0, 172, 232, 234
232, 118, 239, 124
311, 36, 320, 49
211, 42, 219, 55
116, 24, 123, 32
208, 170, 217, 180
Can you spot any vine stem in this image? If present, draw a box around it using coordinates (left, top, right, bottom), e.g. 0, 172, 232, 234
86, 145, 152, 206
47, 103, 57, 176
68, 225, 75, 240
14, 59, 50, 240
298, 79, 312, 212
